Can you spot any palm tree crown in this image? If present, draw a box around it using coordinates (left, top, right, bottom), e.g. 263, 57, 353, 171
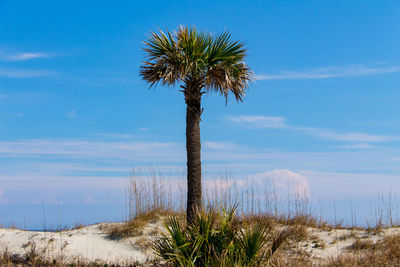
140, 26, 253, 103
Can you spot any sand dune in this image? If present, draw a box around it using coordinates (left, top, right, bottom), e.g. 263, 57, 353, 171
0, 222, 159, 265
2, 221, 400, 265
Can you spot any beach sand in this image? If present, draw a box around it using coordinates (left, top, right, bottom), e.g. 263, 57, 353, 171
2, 221, 400, 265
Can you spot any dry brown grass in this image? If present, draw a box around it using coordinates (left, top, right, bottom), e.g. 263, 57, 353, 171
323, 234, 400, 267
287, 224, 309, 242
0, 246, 120, 267
101, 208, 177, 239
1, 243, 162, 267
270, 248, 313, 267
350, 238, 374, 250
267, 233, 400, 267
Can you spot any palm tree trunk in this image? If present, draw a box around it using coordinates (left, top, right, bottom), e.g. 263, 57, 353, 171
186, 100, 202, 223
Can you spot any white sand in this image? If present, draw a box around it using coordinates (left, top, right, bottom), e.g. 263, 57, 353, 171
2, 221, 400, 265
0, 222, 161, 265
295, 226, 400, 260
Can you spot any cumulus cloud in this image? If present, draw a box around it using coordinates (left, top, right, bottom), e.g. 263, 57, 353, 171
249, 169, 311, 199
256, 65, 399, 80
203, 169, 311, 201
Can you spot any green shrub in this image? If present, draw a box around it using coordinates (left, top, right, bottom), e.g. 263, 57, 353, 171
153, 205, 288, 267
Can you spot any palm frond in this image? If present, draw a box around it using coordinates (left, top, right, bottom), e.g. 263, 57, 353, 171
140, 29, 183, 87
237, 216, 274, 266
140, 26, 253, 103
154, 206, 285, 267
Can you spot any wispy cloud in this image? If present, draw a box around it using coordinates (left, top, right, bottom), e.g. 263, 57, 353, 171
2, 52, 51, 61
302, 128, 392, 142
227, 115, 394, 144
65, 110, 78, 119
91, 133, 138, 139
0, 94, 5, 99
227, 115, 288, 128
83, 195, 96, 204
0, 188, 6, 204
0, 138, 183, 161
337, 143, 373, 149
256, 65, 399, 80
204, 141, 238, 150
0, 68, 54, 78
1, 135, 400, 209
302, 170, 400, 198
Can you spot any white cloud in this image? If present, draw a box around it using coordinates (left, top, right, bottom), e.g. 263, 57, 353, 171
3, 52, 51, 61
203, 170, 311, 201
139, 128, 150, 131
249, 169, 311, 199
65, 110, 78, 119
338, 143, 373, 149
204, 141, 238, 150
0, 94, 5, 99
228, 115, 394, 143
300, 127, 394, 142
1, 135, 400, 208
0, 188, 6, 203
0, 138, 183, 161
0, 68, 53, 78
91, 133, 137, 139
227, 115, 288, 128
83, 195, 96, 204
256, 65, 399, 80
203, 178, 235, 192
302, 170, 400, 199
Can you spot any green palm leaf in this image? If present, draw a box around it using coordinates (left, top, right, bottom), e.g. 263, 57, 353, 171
140, 26, 253, 102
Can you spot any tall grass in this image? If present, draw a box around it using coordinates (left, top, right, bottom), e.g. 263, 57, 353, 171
124, 168, 400, 229
124, 168, 322, 230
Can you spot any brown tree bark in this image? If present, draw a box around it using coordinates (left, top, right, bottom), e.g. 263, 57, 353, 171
185, 96, 202, 223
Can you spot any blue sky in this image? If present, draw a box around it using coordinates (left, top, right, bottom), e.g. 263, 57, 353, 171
1, 0, 400, 228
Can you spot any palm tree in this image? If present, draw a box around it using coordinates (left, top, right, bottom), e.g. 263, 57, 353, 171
140, 26, 253, 222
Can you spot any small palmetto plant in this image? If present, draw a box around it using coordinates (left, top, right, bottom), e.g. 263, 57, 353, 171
153, 205, 288, 267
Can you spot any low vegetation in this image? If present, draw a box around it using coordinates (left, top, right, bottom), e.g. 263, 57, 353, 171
0, 247, 122, 267
101, 209, 176, 239
154, 205, 288, 267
